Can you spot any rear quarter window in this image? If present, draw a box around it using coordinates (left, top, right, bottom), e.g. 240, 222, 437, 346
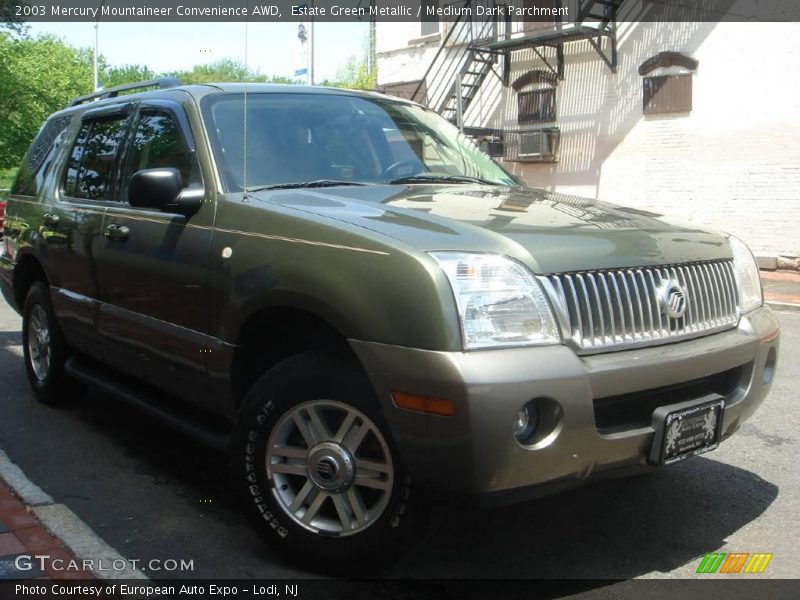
11, 115, 72, 197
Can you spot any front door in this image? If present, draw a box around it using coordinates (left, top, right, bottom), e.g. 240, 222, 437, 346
94, 100, 216, 410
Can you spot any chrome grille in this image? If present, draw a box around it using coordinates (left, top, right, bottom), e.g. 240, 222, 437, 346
542, 260, 740, 353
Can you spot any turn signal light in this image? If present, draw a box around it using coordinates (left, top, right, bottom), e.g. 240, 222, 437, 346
391, 391, 456, 417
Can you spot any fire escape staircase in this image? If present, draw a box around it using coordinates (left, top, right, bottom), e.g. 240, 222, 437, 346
414, 0, 628, 126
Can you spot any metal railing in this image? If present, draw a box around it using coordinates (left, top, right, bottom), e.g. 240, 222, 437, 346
411, 0, 505, 112
542, 260, 740, 353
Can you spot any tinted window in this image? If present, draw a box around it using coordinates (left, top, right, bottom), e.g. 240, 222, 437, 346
123, 111, 193, 191
64, 117, 128, 200
63, 122, 91, 197
12, 115, 72, 197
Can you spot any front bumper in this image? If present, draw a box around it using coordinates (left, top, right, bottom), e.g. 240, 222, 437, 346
350, 305, 780, 501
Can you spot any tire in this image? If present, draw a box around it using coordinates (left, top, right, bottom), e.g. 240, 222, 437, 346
232, 351, 424, 573
22, 281, 85, 404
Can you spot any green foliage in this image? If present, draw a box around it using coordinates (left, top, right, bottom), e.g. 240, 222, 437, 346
322, 41, 376, 90
165, 59, 302, 85
0, 33, 93, 170
0, 167, 17, 191
102, 64, 156, 88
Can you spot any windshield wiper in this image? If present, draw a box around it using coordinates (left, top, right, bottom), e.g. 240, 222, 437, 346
389, 174, 501, 186
246, 180, 369, 192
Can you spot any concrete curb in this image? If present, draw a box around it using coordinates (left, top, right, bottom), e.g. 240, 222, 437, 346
0, 450, 148, 581
767, 300, 800, 313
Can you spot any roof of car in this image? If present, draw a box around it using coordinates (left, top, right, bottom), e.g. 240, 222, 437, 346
55, 81, 419, 119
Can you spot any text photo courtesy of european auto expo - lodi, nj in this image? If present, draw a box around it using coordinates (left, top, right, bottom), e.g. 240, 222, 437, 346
0, 1, 799, 599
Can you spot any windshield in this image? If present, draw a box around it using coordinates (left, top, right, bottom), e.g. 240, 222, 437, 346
201, 92, 517, 191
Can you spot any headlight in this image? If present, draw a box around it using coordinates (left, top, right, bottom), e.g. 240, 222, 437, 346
729, 235, 763, 313
430, 252, 561, 350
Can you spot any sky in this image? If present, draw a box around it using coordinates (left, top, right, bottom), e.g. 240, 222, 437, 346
28, 21, 370, 82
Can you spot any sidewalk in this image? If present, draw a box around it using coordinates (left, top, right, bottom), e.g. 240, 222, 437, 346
0, 450, 147, 584
762, 270, 800, 312
0, 479, 91, 581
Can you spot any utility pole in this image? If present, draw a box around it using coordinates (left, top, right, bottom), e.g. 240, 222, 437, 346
92, 0, 107, 91
93, 20, 99, 91
309, 1, 315, 85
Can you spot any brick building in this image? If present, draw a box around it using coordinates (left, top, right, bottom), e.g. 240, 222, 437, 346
375, 3, 800, 268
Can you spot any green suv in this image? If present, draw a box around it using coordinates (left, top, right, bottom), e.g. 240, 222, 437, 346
0, 79, 780, 568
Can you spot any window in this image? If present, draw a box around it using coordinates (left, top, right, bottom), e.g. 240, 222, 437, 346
643, 74, 693, 115
202, 93, 517, 191
12, 116, 71, 197
513, 70, 558, 125
63, 117, 128, 200
520, 0, 557, 33
122, 111, 193, 193
518, 89, 556, 125
420, 0, 439, 36
639, 52, 698, 116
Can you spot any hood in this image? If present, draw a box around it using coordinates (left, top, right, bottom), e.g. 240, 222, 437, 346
251, 184, 732, 274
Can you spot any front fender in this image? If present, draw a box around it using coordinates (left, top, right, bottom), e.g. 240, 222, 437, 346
210, 198, 462, 351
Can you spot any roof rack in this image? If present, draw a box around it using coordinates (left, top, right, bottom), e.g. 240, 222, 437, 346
69, 77, 182, 107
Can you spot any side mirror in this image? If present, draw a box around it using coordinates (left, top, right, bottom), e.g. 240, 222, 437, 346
129, 168, 183, 210
128, 168, 203, 217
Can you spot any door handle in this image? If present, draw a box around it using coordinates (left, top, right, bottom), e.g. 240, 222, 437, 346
104, 224, 130, 242
42, 213, 60, 229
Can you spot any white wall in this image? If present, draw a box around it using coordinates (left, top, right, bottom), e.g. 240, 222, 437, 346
377, 21, 800, 263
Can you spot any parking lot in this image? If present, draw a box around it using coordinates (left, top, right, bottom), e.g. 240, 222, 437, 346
0, 299, 798, 583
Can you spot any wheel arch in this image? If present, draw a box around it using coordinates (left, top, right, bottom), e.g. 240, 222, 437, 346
229, 302, 368, 408
13, 251, 49, 310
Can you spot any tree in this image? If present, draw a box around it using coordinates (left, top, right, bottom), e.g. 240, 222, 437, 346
321, 42, 377, 90
102, 64, 156, 88
0, 33, 93, 170
0, 0, 28, 36
166, 59, 302, 85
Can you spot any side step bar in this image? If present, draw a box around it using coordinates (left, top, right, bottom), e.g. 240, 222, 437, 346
65, 356, 231, 451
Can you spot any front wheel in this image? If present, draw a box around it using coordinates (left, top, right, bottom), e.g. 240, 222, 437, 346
232, 351, 423, 572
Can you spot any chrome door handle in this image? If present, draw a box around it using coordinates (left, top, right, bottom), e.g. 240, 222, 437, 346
104, 224, 129, 242
42, 213, 60, 228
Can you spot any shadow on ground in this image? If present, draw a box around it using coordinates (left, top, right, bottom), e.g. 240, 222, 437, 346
0, 332, 779, 582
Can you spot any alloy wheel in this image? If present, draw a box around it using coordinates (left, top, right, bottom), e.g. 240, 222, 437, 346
266, 400, 394, 537
27, 304, 51, 382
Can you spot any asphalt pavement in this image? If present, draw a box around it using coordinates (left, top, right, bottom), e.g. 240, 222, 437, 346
0, 299, 798, 585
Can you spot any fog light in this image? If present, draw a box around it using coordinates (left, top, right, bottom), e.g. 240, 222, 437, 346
514, 402, 538, 443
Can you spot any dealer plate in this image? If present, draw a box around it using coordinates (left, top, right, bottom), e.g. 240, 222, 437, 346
649, 397, 725, 466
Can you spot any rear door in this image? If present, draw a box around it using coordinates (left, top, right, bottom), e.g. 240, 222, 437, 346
94, 99, 216, 409
47, 106, 133, 360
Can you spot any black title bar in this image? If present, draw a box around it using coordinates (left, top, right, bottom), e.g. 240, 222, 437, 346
4, 0, 800, 23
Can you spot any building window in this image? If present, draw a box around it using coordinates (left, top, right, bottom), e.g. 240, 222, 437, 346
643, 74, 692, 115
518, 89, 556, 124
420, 0, 439, 36
639, 52, 698, 116
513, 69, 558, 125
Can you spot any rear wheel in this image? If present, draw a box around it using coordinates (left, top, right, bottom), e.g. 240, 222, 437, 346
232, 351, 423, 572
22, 281, 84, 404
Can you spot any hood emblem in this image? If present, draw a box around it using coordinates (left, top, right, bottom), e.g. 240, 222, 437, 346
659, 280, 688, 319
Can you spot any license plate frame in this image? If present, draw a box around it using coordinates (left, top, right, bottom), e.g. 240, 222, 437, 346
649, 394, 725, 466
